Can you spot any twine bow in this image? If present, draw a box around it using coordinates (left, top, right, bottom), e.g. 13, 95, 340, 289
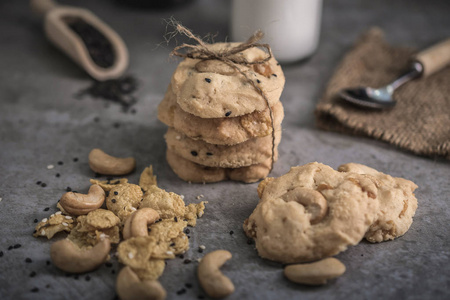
170, 22, 277, 173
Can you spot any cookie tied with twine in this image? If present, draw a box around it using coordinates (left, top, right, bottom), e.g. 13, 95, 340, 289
169, 21, 277, 172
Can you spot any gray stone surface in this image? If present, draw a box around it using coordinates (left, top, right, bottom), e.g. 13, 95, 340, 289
1, 0, 449, 299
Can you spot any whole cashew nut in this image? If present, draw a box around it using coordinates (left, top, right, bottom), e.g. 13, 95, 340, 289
123, 208, 160, 240
88, 148, 136, 175
116, 266, 166, 300
50, 238, 111, 274
281, 187, 327, 224
59, 184, 105, 216
284, 257, 346, 285
198, 250, 235, 299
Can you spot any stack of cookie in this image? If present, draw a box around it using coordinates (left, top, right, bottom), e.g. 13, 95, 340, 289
158, 43, 285, 183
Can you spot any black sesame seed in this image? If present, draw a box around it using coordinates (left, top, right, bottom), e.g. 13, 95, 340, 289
170, 242, 176, 247
34, 219, 38, 223
229, 230, 234, 235
14, 244, 21, 249
36, 181, 42, 185
130, 108, 137, 114
179, 254, 184, 259
111, 199, 116, 203
85, 275, 91, 281
33, 230, 37, 234
247, 238, 253, 245
114, 191, 118, 195
256, 79, 261, 83
41, 183, 47, 187
185, 283, 193, 288
105, 262, 113, 268
198, 248, 203, 253
191, 151, 198, 156
25, 258, 32, 263
177, 288, 187, 295
46, 260, 51, 265
73, 157, 79, 162
174, 217, 178, 222
44, 207, 50, 211
46, 284, 50, 288
276, 62, 280, 66
94, 117, 100, 123
183, 259, 191, 264
113, 122, 120, 128
94, 173, 101, 178
66, 187, 72, 192
188, 236, 191, 239
111, 270, 116, 274
74, 275, 79, 280
31, 287, 39, 293
8, 246, 13, 250
184, 228, 190, 234
55, 173, 60, 178
225, 111, 231, 117
29, 271, 36, 277
57, 161, 63, 165
204, 78, 211, 83
198, 295, 205, 299
206, 152, 213, 156
272, 73, 277, 77
0, 251, 3, 257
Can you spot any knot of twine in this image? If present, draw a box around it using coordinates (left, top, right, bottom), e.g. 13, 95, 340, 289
170, 22, 277, 173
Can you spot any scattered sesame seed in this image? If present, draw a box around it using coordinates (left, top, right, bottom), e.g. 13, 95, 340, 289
25, 258, 32, 263
65, 216, 72, 219
33, 219, 38, 223
229, 230, 234, 235
29, 271, 36, 277
256, 79, 261, 83
170, 242, 176, 247
0, 251, 3, 257
185, 283, 193, 288
55, 173, 60, 177
130, 207, 137, 211
31, 287, 39, 293
177, 288, 187, 295
176, 135, 181, 140
41, 183, 47, 187
8, 246, 13, 250
204, 78, 211, 83
114, 191, 118, 195
174, 217, 178, 222
57, 161, 63, 165
166, 251, 174, 255
128, 252, 134, 259
184, 228, 190, 234
36, 181, 42, 185
247, 238, 253, 245
183, 259, 191, 264
272, 73, 277, 77
199, 245, 206, 250
111, 199, 116, 203
47, 165, 54, 170
41, 218, 48, 223
180, 195, 185, 200
66, 187, 72, 192
41, 230, 46, 236
179, 254, 184, 259
43, 207, 49, 211
73, 158, 79, 162
55, 211, 62, 215
206, 152, 213, 156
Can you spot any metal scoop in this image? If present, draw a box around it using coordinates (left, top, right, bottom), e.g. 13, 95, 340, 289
339, 38, 450, 109
31, 0, 129, 81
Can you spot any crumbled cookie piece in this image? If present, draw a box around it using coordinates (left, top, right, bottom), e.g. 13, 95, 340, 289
118, 236, 156, 269
106, 183, 143, 221
338, 163, 418, 243
148, 219, 189, 258
33, 213, 75, 239
140, 185, 185, 219
139, 166, 157, 192
184, 202, 206, 227
89, 178, 128, 191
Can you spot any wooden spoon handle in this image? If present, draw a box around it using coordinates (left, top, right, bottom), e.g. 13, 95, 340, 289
415, 38, 450, 77
30, 0, 57, 18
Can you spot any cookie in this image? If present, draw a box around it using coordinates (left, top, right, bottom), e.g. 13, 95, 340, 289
165, 126, 281, 168
158, 85, 284, 145
170, 42, 285, 118
338, 163, 418, 243
244, 162, 380, 263
166, 150, 273, 183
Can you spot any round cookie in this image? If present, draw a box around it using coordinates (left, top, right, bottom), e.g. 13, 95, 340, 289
158, 85, 284, 145
338, 163, 418, 243
164, 126, 281, 168
244, 162, 380, 263
170, 42, 285, 118
166, 150, 273, 184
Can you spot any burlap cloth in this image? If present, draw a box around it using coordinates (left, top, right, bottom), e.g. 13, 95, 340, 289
315, 28, 450, 160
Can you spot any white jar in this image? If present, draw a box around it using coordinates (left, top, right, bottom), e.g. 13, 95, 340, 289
231, 0, 323, 63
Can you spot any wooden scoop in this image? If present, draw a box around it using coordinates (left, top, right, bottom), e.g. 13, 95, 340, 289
31, 0, 129, 81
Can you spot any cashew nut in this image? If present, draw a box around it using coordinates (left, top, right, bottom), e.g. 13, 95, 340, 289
122, 208, 160, 240
198, 250, 235, 298
281, 187, 327, 224
116, 266, 166, 300
50, 238, 111, 274
284, 258, 346, 285
88, 148, 136, 175
195, 60, 236, 75
59, 184, 105, 216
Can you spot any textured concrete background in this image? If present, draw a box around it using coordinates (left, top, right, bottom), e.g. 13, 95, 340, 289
0, 0, 449, 299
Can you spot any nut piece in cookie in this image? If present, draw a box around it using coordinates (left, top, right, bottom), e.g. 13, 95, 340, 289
244, 162, 380, 263
338, 163, 418, 243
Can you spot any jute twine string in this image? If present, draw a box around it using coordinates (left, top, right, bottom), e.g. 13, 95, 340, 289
170, 22, 277, 172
